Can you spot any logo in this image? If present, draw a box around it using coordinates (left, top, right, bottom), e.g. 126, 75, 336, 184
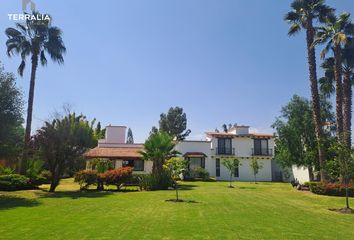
8, 0, 51, 23
22, 0, 36, 12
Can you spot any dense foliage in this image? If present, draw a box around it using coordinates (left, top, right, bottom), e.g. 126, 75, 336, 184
0, 174, 32, 191
0, 64, 24, 163
158, 107, 191, 141
140, 131, 179, 174
34, 112, 97, 192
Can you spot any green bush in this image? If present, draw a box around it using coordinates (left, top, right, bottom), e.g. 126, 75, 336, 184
185, 177, 216, 182
0, 174, 33, 191
39, 170, 52, 183
74, 170, 98, 190
0, 166, 15, 175
184, 167, 210, 180
140, 171, 174, 191
308, 182, 354, 197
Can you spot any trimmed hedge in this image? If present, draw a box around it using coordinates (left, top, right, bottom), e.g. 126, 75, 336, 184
0, 174, 34, 191
140, 171, 174, 191
308, 182, 354, 197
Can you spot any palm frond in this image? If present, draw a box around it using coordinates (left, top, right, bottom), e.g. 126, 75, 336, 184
40, 50, 47, 66
18, 60, 26, 77
5, 28, 21, 37
288, 23, 301, 36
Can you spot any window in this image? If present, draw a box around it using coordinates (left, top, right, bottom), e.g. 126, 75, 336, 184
188, 157, 205, 170
216, 159, 220, 177
218, 138, 232, 154
122, 159, 144, 171
254, 139, 268, 155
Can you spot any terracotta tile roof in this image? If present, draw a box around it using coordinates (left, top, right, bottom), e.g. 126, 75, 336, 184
84, 147, 143, 158
183, 152, 207, 157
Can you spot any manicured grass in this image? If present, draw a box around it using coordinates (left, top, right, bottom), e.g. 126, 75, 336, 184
0, 179, 353, 240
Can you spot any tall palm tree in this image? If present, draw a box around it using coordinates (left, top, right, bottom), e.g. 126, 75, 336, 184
315, 12, 354, 143
139, 131, 179, 174
285, 0, 334, 181
5, 13, 66, 173
319, 39, 354, 147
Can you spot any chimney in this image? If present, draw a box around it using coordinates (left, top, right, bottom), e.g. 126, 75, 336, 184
105, 126, 127, 143
234, 125, 250, 135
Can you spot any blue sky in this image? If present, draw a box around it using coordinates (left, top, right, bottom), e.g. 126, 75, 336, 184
0, 0, 353, 142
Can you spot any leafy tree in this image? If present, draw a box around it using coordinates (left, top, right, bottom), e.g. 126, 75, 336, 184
164, 157, 187, 201
222, 157, 240, 188
159, 107, 191, 140
315, 12, 354, 142
5, 12, 66, 174
34, 113, 96, 192
0, 64, 24, 163
285, 0, 334, 181
272, 95, 334, 180
139, 131, 179, 174
126, 128, 134, 144
250, 158, 263, 183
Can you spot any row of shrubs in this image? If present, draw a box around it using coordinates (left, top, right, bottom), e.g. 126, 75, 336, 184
305, 182, 354, 197
0, 170, 52, 191
74, 167, 174, 191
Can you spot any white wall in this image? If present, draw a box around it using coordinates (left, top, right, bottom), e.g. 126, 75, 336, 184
291, 165, 310, 184
105, 126, 126, 144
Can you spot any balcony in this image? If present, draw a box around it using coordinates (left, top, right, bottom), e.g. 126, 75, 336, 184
252, 148, 273, 156
215, 147, 235, 155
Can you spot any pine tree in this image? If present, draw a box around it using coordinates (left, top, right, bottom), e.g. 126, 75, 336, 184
126, 128, 134, 144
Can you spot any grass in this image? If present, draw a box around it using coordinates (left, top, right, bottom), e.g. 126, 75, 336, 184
0, 179, 353, 240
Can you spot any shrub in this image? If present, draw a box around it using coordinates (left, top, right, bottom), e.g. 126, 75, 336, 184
101, 167, 133, 190
0, 166, 15, 175
308, 182, 354, 197
74, 170, 98, 190
0, 174, 33, 191
184, 167, 210, 180
140, 171, 174, 191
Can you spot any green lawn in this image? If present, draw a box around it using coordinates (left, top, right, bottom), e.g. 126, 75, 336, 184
0, 179, 353, 240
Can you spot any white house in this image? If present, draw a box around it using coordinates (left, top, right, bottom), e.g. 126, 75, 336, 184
85, 124, 283, 182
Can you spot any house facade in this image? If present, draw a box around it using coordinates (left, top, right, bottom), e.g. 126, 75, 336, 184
85, 125, 281, 182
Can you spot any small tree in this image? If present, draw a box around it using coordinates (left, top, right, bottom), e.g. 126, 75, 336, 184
333, 140, 354, 210
164, 157, 187, 201
222, 158, 240, 188
250, 158, 263, 183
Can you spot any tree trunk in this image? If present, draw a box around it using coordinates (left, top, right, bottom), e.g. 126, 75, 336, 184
333, 44, 344, 142
20, 53, 39, 174
229, 173, 232, 187
342, 70, 352, 147
49, 176, 59, 192
305, 21, 326, 181
175, 181, 179, 201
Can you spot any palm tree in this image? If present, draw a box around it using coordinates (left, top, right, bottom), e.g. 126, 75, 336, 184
314, 12, 354, 143
5, 13, 66, 173
285, 0, 334, 181
139, 131, 179, 174
319, 40, 354, 147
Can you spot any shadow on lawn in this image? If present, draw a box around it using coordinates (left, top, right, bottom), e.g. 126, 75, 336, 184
178, 184, 198, 191
0, 195, 40, 210
239, 186, 257, 190
37, 190, 114, 200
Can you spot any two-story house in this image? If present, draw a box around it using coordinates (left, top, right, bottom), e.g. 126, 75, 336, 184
85, 124, 281, 182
